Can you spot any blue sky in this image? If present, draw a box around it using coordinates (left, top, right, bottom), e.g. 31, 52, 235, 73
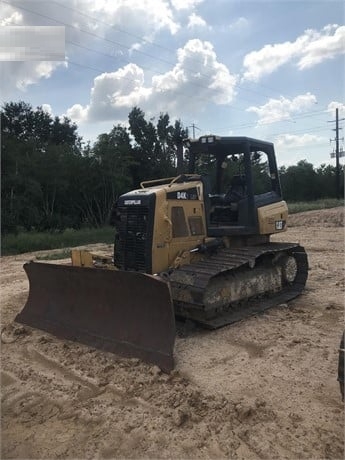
1, 0, 344, 167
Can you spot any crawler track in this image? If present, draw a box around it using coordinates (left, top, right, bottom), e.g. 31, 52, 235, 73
170, 242, 308, 328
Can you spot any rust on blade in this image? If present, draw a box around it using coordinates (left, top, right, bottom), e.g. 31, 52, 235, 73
16, 262, 175, 372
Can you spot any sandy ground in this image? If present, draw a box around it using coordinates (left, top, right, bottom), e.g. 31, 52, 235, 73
1, 207, 344, 459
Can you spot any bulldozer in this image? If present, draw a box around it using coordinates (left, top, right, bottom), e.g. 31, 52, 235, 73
16, 136, 308, 371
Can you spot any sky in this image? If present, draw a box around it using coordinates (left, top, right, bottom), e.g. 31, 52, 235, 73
1, 0, 345, 167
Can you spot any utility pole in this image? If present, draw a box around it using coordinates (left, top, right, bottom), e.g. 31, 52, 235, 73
329, 108, 345, 199
188, 123, 201, 139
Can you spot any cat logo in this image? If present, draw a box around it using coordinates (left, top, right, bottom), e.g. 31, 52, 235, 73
177, 191, 187, 200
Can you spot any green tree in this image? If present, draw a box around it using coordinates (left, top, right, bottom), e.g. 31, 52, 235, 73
1, 101, 82, 233
280, 160, 319, 201
80, 125, 134, 226
128, 107, 188, 183
128, 107, 157, 184
315, 164, 343, 199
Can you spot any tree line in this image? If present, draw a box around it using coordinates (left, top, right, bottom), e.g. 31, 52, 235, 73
1, 101, 343, 234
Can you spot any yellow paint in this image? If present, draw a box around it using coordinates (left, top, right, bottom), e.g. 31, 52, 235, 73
71, 249, 93, 267
257, 201, 288, 235
151, 180, 207, 273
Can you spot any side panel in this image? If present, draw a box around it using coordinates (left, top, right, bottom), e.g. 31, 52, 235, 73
257, 201, 288, 234
167, 199, 206, 268
151, 181, 207, 274
151, 191, 171, 274
167, 182, 206, 270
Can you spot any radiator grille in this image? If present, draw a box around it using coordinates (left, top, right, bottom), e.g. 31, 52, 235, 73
115, 206, 151, 272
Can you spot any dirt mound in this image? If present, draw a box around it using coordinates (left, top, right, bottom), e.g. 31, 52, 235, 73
288, 206, 344, 227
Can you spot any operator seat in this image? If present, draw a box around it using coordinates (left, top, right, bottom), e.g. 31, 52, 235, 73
209, 174, 247, 224
224, 174, 247, 206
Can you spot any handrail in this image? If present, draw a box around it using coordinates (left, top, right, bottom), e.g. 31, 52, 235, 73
140, 174, 201, 189
140, 177, 176, 189
167, 175, 183, 187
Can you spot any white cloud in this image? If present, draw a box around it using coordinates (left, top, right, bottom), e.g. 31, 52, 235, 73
65, 103, 88, 122
187, 13, 208, 29
243, 42, 299, 81
66, 39, 238, 122
67, 63, 151, 122
20, 61, 66, 89
298, 25, 345, 69
90, 64, 151, 117
0, 3, 67, 93
171, 0, 204, 11
89, 0, 180, 36
152, 39, 237, 105
1, 61, 67, 93
275, 133, 325, 149
5, 0, 181, 41
41, 103, 53, 115
0, 8, 23, 26
327, 101, 345, 117
274, 133, 327, 166
247, 93, 317, 125
1, 0, 182, 94
229, 17, 249, 32
243, 24, 345, 81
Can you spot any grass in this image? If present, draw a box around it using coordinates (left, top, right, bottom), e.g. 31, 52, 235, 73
1, 199, 343, 256
287, 198, 344, 214
1, 226, 115, 256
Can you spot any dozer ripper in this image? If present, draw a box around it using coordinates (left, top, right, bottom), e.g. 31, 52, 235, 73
16, 136, 308, 371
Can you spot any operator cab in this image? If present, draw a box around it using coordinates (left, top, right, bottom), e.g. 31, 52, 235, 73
209, 173, 247, 223
183, 135, 283, 237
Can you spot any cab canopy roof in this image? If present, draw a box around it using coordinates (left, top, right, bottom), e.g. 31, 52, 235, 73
183, 135, 275, 156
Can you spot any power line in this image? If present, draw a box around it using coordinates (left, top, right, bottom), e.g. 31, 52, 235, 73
3, 1, 242, 107
271, 125, 330, 136
65, 41, 247, 112
51, 0, 177, 56
215, 107, 333, 134
63, 60, 245, 117
4, 0, 291, 106
5, 1, 267, 118
4, 0, 341, 148
8, 0, 338, 143
51, 0, 287, 100
63, 56, 336, 140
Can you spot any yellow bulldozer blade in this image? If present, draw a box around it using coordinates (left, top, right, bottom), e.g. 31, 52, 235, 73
16, 262, 175, 372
